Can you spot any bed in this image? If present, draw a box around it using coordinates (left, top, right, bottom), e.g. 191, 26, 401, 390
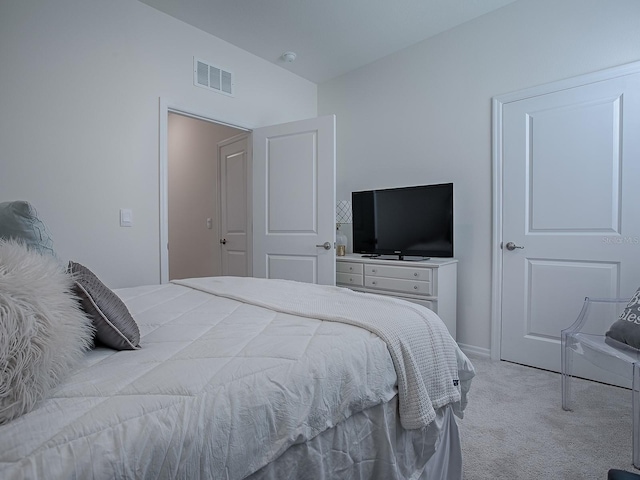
0, 240, 474, 479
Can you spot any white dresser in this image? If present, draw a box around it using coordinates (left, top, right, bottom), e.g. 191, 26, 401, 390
336, 254, 458, 339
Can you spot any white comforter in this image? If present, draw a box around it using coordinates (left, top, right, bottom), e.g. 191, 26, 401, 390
174, 276, 468, 429
0, 278, 474, 480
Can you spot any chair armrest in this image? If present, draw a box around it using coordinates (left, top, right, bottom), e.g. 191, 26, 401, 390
562, 297, 631, 337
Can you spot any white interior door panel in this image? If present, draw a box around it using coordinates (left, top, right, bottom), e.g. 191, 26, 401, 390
252, 115, 336, 285
498, 69, 640, 379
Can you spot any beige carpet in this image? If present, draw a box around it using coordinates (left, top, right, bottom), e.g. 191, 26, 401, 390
458, 355, 638, 480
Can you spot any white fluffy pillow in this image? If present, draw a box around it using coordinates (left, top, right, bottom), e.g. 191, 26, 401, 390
0, 239, 94, 424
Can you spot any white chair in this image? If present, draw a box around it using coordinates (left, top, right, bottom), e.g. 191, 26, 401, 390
561, 296, 640, 469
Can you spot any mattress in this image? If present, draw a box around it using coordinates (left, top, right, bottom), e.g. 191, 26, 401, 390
0, 279, 474, 480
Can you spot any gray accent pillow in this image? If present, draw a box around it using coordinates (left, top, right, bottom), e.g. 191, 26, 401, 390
68, 261, 140, 350
606, 288, 640, 350
0, 201, 56, 256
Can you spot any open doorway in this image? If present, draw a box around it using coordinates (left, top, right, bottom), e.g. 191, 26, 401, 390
159, 99, 337, 286
167, 112, 246, 280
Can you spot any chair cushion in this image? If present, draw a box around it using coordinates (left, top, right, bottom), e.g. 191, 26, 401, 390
0, 201, 55, 256
606, 288, 640, 349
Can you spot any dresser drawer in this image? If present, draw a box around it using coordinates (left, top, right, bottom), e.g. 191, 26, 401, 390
365, 264, 432, 282
337, 261, 364, 275
399, 296, 435, 312
364, 276, 432, 296
337, 272, 364, 287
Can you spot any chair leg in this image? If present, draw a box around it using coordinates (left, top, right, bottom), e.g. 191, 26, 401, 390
561, 332, 573, 411
633, 362, 640, 469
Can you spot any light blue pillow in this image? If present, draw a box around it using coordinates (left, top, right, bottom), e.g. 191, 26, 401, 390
0, 201, 55, 256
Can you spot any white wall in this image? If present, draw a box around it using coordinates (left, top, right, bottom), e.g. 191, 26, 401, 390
0, 0, 316, 288
318, 0, 640, 352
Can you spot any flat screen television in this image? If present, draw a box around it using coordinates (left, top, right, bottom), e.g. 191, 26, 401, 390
352, 183, 453, 260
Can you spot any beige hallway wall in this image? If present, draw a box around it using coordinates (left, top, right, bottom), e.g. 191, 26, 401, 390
168, 112, 243, 280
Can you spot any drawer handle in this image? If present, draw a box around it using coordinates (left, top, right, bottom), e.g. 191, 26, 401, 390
372, 269, 377, 273
414, 272, 418, 277
414, 285, 418, 290
349, 278, 353, 282
372, 281, 377, 285
349, 267, 353, 271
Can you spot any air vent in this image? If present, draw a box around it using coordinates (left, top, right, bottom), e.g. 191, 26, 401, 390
194, 57, 234, 96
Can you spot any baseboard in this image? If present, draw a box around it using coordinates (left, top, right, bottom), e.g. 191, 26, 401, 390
457, 342, 491, 359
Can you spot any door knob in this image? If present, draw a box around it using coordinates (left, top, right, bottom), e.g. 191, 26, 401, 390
316, 242, 331, 250
505, 242, 524, 251
220, 239, 227, 245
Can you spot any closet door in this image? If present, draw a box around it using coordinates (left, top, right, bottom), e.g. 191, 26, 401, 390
498, 67, 640, 382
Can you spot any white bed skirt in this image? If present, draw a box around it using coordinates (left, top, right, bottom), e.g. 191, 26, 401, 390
247, 397, 461, 480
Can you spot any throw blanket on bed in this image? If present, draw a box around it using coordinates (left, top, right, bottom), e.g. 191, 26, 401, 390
173, 276, 465, 429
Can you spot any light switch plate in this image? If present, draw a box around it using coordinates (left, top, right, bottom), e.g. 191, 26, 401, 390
120, 208, 133, 227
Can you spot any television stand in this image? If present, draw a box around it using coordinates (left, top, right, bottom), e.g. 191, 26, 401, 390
336, 254, 458, 339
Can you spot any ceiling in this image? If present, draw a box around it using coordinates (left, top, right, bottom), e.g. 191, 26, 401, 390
139, 0, 519, 84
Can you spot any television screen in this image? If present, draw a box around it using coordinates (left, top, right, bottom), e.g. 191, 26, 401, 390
352, 183, 453, 259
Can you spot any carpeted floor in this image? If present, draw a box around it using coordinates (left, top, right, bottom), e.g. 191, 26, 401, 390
458, 355, 639, 480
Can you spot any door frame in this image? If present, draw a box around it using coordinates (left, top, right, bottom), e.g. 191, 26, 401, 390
490, 60, 640, 361
159, 98, 250, 284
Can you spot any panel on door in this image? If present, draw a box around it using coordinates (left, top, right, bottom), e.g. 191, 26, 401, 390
526, 260, 618, 337
252, 116, 336, 285
267, 132, 318, 233
500, 72, 640, 377
267, 255, 317, 283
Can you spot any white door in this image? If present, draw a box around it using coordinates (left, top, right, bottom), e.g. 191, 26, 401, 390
219, 134, 250, 277
252, 115, 336, 285
499, 68, 640, 376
